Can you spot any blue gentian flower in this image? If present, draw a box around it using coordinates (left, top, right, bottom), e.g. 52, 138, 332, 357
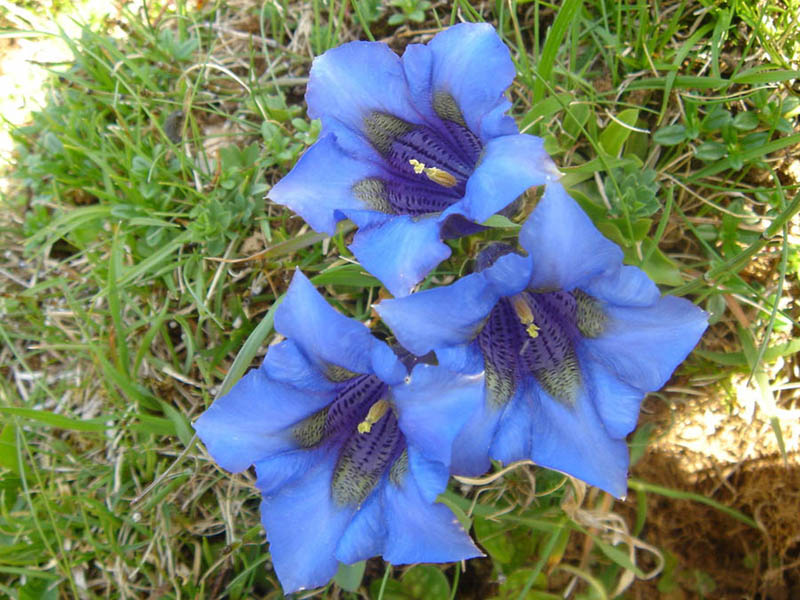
194, 270, 481, 593
376, 183, 708, 498
269, 23, 558, 297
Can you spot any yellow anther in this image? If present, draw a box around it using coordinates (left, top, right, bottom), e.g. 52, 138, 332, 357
512, 295, 534, 325
407, 159, 458, 188
512, 295, 540, 339
357, 398, 390, 434
409, 159, 426, 174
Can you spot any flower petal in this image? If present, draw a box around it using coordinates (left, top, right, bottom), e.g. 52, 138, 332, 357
194, 366, 330, 472
262, 339, 338, 392
583, 295, 707, 392
393, 363, 485, 470
335, 491, 387, 564
255, 447, 321, 495
268, 134, 379, 235
376, 271, 499, 355
370, 342, 408, 386
411, 23, 517, 141
582, 357, 646, 439
525, 383, 630, 498
488, 385, 533, 463
482, 250, 533, 297
456, 134, 556, 223
450, 397, 503, 477
407, 446, 450, 503
306, 41, 421, 150
584, 264, 660, 307
434, 342, 484, 375
275, 270, 377, 375
520, 182, 623, 291
259, 451, 354, 593
349, 214, 451, 297
383, 470, 482, 564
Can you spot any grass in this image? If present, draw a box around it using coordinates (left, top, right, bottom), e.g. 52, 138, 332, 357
1, 0, 798, 598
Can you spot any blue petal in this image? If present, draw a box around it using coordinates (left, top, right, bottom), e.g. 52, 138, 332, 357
525, 382, 630, 498
450, 397, 503, 477
376, 271, 499, 355
335, 491, 387, 564
275, 270, 376, 375
370, 342, 408, 386
255, 448, 321, 495
349, 214, 451, 297
306, 41, 421, 155
583, 295, 707, 392
584, 264, 660, 307
194, 367, 330, 472
455, 134, 556, 223
407, 23, 517, 141
262, 339, 338, 392
582, 357, 645, 439
407, 446, 450, 503
339, 207, 392, 230
268, 134, 379, 235
520, 182, 624, 291
434, 342, 484, 375
393, 363, 485, 470
488, 385, 533, 463
383, 470, 482, 564
482, 250, 534, 297
259, 450, 354, 593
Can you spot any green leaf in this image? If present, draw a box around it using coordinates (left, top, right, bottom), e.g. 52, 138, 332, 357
0, 424, 21, 476
311, 264, 382, 287
653, 124, 687, 146
599, 108, 639, 156
483, 214, 519, 229
400, 565, 450, 600
694, 337, 800, 367
0, 407, 113, 433
493, 569, 555, 599
334, 561, 365, 592
592, 536, 646, 577
694, 141, 727, 161
731, 68, 800, 85
474, 517, 515, 564
157, 399, 195, 446
629, 240, 684, 286
732, 111, 759, 130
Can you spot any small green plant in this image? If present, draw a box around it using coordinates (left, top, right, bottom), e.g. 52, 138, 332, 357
388, 0, 431, 26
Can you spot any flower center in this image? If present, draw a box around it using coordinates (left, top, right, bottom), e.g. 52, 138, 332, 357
353, 94, 483, 218
291, 375, 406, 507
478, 290, 607, 407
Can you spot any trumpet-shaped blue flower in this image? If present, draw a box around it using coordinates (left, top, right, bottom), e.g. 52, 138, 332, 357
194, 271, 481, 594
269, 23, 558, 297
376, 183, 708, 498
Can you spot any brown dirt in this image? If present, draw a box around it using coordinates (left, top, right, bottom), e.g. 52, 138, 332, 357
625, 385, 800, 599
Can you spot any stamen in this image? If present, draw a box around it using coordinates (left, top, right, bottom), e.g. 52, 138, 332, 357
512, 295, 540, 339
408, 159, 458, 188
357, 398, 390, 434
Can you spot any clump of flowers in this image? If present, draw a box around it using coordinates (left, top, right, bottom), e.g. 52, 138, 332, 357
194, 22, 707, 594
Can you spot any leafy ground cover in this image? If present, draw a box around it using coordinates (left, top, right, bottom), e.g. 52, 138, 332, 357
1, 0, 798, 598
